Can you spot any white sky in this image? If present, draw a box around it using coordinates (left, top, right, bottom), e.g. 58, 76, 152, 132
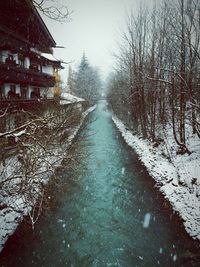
41, 0, 145, 83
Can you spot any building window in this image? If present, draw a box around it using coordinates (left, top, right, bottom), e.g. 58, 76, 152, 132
11, 84, 16, 92
19, 59, 25, 67
20, 86, 27, 99
31, 87, 40, 99
5, 55, 15, 64
7, 84, 16, 99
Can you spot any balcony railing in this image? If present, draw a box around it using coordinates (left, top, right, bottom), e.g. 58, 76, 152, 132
0, 98, 57, 111
0, 62, 55, 87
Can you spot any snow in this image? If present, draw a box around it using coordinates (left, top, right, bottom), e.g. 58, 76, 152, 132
0, 105, 96, 253
112, 115, 200, 241
41, 53, 58, 62
143, 213, 151, 228
6, 129, 27, 142
60, 93, 85, 105
173, 254, 178, 262
12, 129, 26, 137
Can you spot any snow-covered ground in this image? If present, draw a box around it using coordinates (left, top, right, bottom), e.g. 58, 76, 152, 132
112, 115, 200, 241
0, 105, 96, 253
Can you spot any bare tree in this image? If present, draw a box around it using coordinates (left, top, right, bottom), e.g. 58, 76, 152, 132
32, 0, 72, 22
107, 0, 200, 154
0, 103, 84, 229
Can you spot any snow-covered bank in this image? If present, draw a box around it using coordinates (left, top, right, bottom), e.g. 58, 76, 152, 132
0, 105, 96, 253
112, 115, 200, 241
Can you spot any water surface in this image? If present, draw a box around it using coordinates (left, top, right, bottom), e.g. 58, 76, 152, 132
0, 100, 199, 267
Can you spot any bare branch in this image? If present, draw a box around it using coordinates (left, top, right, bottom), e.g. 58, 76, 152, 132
32, 0, 73, 22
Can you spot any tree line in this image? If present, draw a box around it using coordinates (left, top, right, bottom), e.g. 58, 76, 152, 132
107, 0, 200, 154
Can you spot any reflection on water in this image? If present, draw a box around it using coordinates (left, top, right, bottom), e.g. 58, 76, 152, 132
1, 100, 199, 267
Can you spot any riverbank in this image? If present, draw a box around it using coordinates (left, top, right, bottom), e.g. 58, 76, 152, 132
0, 105, 96, 253
112, 115, 200, 241
1, 100, 200, 267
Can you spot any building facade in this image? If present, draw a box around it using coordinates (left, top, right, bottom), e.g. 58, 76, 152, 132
0, 0, 63, 108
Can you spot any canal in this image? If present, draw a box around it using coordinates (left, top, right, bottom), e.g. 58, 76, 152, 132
0, 100, 199, 266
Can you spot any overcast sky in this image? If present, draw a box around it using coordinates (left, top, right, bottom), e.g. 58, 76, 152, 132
41, 0, 145, 82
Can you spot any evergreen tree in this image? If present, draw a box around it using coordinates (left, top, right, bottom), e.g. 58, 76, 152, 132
74, 53, 102, 103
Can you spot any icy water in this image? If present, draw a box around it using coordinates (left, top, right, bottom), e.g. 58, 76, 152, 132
0, 100, 199, 267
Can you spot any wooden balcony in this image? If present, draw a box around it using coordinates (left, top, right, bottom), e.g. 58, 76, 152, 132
0, 62, 55, 87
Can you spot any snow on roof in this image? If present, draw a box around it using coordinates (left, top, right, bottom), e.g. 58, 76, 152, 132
41, 53, 58, 62
60, 93, 85, 104
60, 93, 85, 105
40, 52, 63, 68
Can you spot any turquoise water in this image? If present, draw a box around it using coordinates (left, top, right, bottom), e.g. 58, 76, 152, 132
0, 100, 199, 266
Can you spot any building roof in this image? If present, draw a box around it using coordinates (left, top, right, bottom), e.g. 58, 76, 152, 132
0, 0, 56, 53
28, 0, 56, 47
41, 53, 58, 62
40, 53, 64, 69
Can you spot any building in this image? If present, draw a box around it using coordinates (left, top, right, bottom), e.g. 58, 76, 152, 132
0, 0, 63, 109
60, 92, 86, 112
